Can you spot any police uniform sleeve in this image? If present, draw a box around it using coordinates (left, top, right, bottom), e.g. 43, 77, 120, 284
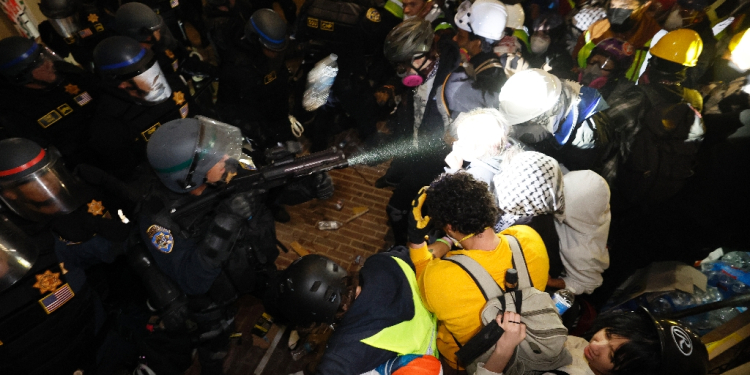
139, 217, 222, 295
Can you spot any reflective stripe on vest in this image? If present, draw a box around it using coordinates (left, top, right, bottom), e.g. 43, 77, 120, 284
625, 38, 652, 82
384, 0, 404, 19
360, 256, 438, 356
577, 30, 596, 69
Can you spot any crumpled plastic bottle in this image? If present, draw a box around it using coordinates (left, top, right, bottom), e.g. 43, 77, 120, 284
303, 54, 339, 112
721, 251, 750, 271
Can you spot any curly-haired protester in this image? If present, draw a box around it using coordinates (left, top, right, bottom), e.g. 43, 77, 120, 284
407, 172, 549, 372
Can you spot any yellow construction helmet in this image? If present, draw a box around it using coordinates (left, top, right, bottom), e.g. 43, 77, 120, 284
650, 29, 704, 67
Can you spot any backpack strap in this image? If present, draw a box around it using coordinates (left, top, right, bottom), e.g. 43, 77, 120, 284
439, 72, 453, 119
445, 255, 503, 301
473, 58, 504, 75
504, 235, 533, 289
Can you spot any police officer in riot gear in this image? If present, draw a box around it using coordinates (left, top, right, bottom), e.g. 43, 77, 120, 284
37, 0, 114, 70
90, 35, 196, 179
138, 117, 280, 375
216, 9, 296, 151
0, 37, 99, 168
0, 137, 141, 374
115, 2, 217, 81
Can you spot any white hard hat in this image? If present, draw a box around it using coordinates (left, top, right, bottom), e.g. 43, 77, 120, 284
498, 68, 562, 125
505, 3, 525, 30
455, 0, 508, 41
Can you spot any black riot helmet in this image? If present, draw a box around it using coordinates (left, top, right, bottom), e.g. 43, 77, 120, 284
147, 116, 244, 193
94, 36, 173, 104
115, 2, 164, 43
40, 0, 81, 39
0, 37, 44, 85
0, 138, 85, 222
639, 308, 709, 375
245, 9, 288, 52
276, 254, 349, 325
0, 215, 40, 293
39, 0, 77, 18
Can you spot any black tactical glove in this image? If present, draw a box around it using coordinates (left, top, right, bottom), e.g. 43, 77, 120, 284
313, 172, 334, 200
407, 187, 433, 244
74, 163, 107, 185
157, 295, 190, 331
220, 193, 254, 219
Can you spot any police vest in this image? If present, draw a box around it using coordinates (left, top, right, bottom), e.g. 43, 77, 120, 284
360, 256, 438, 356
304, 0, 375, 45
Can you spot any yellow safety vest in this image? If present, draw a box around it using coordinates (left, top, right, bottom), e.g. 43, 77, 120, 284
384, 0, 404, 19
360, 256, 438, 357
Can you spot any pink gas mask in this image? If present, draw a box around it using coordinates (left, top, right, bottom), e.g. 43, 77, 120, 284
397, 53, 431, 87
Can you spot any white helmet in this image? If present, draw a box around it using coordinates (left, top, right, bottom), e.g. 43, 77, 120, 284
454, 0, 508, 41
498, 68, 562, 125
505, 3, 525, 30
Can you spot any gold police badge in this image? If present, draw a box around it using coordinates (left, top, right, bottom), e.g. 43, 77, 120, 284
366, 8, 381, 22
33, 270, 62, 294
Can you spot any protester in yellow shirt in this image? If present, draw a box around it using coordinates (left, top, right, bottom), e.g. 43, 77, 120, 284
407, 172, 550, 371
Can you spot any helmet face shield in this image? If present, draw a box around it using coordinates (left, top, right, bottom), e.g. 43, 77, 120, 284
0, 152, 85, 222
118, 60, 172, 104
49, 15, 80, 39
0, 215, 39, 293
178, 116, 244, 189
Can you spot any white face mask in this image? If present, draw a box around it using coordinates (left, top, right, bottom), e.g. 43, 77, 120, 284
664, 7, 684, 30
530, 33, 551, 54
129, 62, 172, 104
404, 14, 416, 20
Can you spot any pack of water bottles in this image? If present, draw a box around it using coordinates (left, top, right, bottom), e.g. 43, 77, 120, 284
645, 250, 750, 334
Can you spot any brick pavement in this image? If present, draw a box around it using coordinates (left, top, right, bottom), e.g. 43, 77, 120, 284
274, 162, 395, 273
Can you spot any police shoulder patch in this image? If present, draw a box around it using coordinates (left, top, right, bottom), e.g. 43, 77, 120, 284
366, 8, 381, 22
147, 224, 174, 253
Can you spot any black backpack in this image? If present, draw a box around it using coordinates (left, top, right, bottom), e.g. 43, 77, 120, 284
616, 85, 705, 205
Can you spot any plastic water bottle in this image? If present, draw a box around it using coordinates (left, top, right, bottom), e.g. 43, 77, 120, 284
303, 54, 339, 111
317, 220, 342, 230
552, 289, 575, 315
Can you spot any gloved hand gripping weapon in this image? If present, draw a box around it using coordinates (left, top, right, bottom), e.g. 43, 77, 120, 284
170, 147, 349, 219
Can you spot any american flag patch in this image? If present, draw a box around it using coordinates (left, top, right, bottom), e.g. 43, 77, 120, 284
38, 283, 74, 314
180, 103, 189, 118
78, 28, 93, 38
74, 92, 93, 106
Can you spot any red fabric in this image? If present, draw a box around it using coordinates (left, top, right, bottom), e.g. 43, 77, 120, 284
393, 355, 443, 375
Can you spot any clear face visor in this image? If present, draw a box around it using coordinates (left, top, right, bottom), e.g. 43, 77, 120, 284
0, 154, 85, 222
178, 116, 244, 190
49, 15, 81, 39
119, 60, 172, 104
149, 17, 179, 49
0, 215, 39, 293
